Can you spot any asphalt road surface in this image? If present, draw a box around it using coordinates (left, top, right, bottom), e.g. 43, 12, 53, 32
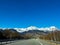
6, 39, 57, 45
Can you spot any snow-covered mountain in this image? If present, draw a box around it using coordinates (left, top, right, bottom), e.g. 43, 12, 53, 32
14, 26, 58, 32
0, 26, 58, 33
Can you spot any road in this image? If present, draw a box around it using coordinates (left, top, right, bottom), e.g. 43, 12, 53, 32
6, 39, 58, 45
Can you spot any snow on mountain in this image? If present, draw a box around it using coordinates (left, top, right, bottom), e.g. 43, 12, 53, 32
14, 26, 58, 32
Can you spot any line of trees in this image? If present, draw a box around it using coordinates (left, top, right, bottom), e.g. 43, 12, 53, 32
0, 29, 33, 41
0, 29, 21, 40
39, 30, 60, 41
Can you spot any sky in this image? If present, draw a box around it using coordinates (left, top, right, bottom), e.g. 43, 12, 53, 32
0, 0, 60, 28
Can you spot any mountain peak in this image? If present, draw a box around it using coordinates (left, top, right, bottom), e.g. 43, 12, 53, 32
14, 26, 58, 32
27, 26, 38, 30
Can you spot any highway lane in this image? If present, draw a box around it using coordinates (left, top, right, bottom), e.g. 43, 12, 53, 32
6, 39, 41, 45
6, 39, 56, 45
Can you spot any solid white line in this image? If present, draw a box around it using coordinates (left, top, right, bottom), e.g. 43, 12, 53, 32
36, 39, 43, 45
39, 42, 43, 45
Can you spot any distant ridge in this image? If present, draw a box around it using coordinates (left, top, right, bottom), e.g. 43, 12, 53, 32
0, 26, 58, 32
14, 26, 58, 32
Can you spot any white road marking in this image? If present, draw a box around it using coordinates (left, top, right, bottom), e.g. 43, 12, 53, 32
36, 39, 43, 45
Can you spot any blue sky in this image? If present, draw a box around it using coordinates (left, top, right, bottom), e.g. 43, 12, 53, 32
0, 0, 60, 28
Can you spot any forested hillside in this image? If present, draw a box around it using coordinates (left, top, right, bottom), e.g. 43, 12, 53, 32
0, 28, 60, 42
39, 30, 60, 41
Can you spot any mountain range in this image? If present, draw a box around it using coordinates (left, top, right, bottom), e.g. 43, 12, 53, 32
0, 26, 60, 40
14, 26, 58, 32
0, 26, 59, 36
0, 26, 58, 33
